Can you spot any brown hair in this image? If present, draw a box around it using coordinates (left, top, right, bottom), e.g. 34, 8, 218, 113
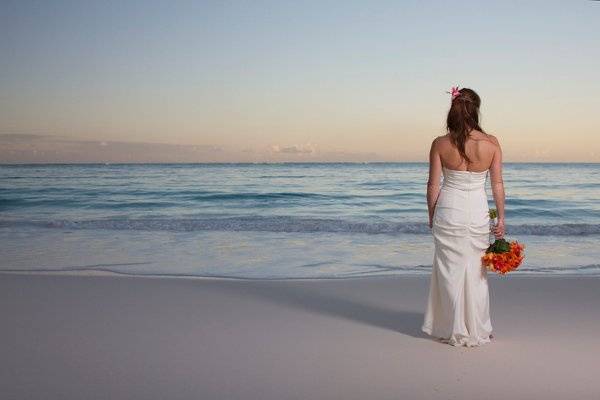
446, 88, 485, 164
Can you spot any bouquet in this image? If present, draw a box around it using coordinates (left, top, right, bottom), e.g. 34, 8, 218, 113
482, 209, 525, 275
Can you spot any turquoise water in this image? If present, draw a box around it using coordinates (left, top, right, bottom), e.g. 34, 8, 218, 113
1, 163, 599, 278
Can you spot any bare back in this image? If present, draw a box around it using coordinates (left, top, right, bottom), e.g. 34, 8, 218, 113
436, 130, 498, 173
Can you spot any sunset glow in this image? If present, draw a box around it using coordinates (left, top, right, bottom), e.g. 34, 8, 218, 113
1, 1, 599, 163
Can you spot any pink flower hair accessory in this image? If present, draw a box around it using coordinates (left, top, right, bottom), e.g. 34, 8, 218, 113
446, 86, 461, 100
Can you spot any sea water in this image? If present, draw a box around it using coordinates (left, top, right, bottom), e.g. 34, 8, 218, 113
1, 163, 599, 279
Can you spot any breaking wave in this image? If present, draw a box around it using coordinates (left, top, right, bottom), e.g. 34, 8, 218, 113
1, 216, 599, 236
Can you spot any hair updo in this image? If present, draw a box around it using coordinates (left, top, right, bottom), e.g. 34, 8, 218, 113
446, 88, 485, 165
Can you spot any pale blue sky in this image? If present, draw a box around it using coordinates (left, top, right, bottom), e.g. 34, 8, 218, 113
1, 1, 599, 162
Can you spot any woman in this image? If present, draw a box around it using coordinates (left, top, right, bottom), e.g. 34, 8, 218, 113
421, 87, 505, 347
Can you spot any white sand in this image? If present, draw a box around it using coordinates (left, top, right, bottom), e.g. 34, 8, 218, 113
1, 272, 599, 399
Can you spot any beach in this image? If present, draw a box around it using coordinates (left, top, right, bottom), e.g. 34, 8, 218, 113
2, 272, 599, 399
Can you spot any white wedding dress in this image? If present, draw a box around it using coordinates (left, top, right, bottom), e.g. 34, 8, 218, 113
421, 167, 493, 347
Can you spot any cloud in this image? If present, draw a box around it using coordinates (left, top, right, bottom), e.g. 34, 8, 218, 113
0, 133, 54, 141
0, 134, 235, 163
0, 135, 391, 163
269, 143, 316, 155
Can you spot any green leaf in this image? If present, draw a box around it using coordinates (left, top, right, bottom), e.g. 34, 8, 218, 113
488, 238, 510, 253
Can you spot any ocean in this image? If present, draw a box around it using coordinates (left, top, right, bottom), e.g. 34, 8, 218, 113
1, 162, 599, 279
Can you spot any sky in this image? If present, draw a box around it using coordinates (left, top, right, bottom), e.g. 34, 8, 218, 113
1, 0, 599, 163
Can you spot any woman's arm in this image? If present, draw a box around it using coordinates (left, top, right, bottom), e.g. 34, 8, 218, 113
427, 138, 442, 229
489, 137, 505, 238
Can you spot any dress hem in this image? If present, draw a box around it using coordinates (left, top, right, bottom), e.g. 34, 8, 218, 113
421, 324, 493, 347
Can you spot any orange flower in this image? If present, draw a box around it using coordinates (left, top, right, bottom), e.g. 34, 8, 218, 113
482, 240, 525, 275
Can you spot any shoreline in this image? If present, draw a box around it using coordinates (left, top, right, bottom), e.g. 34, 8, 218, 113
2, 269, 600, 281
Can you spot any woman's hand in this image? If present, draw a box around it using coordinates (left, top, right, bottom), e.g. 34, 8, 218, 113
493, 219, 505, 239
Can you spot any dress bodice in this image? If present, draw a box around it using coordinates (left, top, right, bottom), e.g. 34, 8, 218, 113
441, 167, 488, 191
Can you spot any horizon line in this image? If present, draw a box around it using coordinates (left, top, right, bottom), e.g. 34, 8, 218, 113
2, 161, 599, 166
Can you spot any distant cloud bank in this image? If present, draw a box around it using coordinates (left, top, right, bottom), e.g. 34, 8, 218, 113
0, 134, 387, 163
269, 143, 316, 155
2, 134, 595, 163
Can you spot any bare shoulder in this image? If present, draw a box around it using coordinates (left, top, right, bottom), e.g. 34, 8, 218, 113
479, 132, 500, 147
432, 134, 450, 147
471, 131, 501, 150
486, 133, 500, 146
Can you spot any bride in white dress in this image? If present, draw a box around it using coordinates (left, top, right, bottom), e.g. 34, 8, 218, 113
421, 87, 506, 347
